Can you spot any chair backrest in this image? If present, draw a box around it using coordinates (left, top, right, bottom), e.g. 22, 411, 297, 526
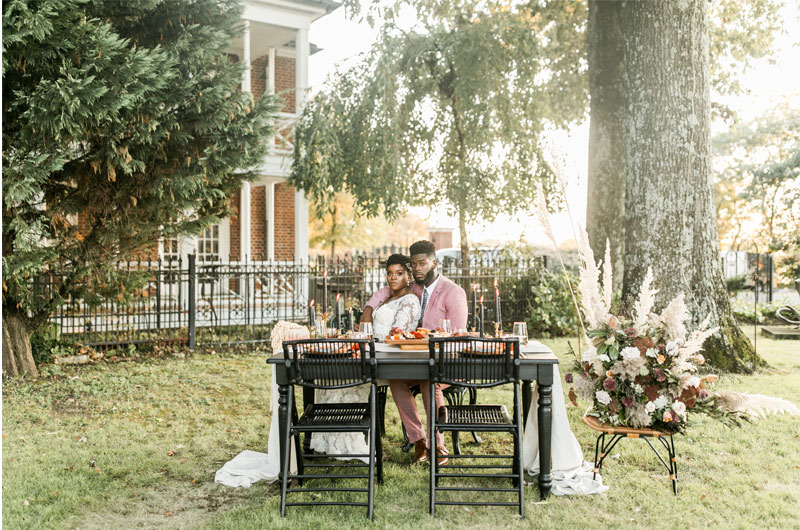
282, 339, 376, 389
429, 337, 520, 388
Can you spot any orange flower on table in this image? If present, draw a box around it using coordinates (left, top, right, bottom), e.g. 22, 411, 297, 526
606, 370, 614, 378
663, 411, 673, 423
657, 354, 666, 364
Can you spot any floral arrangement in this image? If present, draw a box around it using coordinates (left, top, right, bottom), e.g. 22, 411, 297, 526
565, 229, 738, 433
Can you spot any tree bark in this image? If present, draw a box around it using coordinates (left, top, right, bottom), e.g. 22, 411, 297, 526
620, 0, 761, 372
587, 0, 626, 288
458, 206, 470, 276
2, 306, 39, 378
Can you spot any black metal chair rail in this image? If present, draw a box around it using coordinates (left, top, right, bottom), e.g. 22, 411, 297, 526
427, 337, 524, 517
280, 339, 382, 520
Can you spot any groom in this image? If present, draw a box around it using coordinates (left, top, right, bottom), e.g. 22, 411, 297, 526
362, 240, 468, 465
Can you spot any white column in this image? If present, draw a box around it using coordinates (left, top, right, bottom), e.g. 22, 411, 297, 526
295, 27, 309, 113
294, 188, 309, 263
294, 28, 310, 264
239, 20, 252, 261
266, 181, 275, 261
240, 182, 251, 260
241, 20, 251, 93
267, 47, 276, 95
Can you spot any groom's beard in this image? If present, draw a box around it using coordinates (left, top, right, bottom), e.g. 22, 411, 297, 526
415, 268, 436, 286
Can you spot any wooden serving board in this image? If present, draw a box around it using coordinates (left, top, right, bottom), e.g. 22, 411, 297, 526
384, 338, 429, 350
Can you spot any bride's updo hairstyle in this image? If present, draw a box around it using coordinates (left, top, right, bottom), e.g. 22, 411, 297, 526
385, 253, 412, 275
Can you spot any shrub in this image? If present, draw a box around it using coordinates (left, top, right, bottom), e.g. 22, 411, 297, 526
524, 268, 581, 338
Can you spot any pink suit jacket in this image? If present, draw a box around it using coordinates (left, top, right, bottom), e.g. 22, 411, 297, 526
366, 275, 468, 331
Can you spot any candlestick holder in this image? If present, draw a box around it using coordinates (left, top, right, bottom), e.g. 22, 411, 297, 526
493, 321, 502, 338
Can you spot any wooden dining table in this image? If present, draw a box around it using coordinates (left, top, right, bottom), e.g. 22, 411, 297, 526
267, 340, 559, 499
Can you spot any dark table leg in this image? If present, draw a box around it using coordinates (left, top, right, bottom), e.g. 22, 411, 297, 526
522, 381, 533, 430
537, 378, 552, 500
278, 383, 290, 482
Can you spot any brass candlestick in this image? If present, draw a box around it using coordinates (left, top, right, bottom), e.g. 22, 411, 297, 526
493, 321, 502, 338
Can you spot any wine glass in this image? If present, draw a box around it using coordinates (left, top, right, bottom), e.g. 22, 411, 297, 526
314, 320, 326, 339
439, 319, 452, 336
512, 321, 528, 345
361, 322, 374, 339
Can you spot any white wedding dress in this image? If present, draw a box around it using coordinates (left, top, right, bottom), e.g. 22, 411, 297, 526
309, 294, 421, 460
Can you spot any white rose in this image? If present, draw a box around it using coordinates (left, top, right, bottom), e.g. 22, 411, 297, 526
645, 401, 656, 413
598, 354, 611, 363
672, 401, 687, 417
645, 348, 658, 358
621, 347, 641, 361
654, 395, 668, 409
686, 376, 701, 388
595, 390, 612, 405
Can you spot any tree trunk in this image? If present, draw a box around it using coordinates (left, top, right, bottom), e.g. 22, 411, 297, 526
2, 306, 39, 378
620, 0, 761, 372
458, 206, 470, 276
586, 0, 626, 288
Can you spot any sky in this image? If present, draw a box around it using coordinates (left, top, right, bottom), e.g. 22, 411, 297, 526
307, 3, 800, 247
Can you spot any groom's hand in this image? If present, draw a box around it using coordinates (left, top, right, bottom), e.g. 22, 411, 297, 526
360, 306, 374, 323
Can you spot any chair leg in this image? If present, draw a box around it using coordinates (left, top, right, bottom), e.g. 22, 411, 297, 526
377, 386, 387, 438
592, 433, 603, 480
469, 387, 482, 445
291, 405, 304, 486
429, 380, 436, 517
514, 382, 525, 518
376, 421, 384, 484
280, 388, 294, 517
669, 435, 678, 495
367, 386, 376, 520
451, 387, 462, 456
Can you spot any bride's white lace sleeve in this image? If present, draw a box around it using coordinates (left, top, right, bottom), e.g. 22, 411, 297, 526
391, 295, 421, 332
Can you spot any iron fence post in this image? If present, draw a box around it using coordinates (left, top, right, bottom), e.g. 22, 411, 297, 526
188, 254, 196, 350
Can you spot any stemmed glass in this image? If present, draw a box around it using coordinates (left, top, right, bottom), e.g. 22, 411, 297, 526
512, 321, 528, 345
360, 322, 374, 339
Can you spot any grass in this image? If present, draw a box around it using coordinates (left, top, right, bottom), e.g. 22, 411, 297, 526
3, 331, 799, 529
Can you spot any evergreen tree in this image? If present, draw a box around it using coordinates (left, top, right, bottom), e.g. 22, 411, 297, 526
2, 0, 278, 376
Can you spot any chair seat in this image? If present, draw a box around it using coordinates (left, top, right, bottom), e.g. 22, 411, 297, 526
438, 404, 511, 426
295, 403, 371, 430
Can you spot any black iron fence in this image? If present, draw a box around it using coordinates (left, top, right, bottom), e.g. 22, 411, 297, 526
41, 254, 557, 349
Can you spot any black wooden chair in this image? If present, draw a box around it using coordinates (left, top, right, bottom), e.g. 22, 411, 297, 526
427, 337, 524, 517
280, 338, 382, 520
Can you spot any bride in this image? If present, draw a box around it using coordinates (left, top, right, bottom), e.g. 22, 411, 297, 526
310, 254, 421, 458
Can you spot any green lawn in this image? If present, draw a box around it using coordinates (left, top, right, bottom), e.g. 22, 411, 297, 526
3, 331, 799, 529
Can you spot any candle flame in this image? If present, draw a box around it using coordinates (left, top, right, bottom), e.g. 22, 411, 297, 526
323, 270, 328, 277
480, 295, 484, 303
495, 287, 499, 296
336, 293, 340, 300
310, 299, 315, 308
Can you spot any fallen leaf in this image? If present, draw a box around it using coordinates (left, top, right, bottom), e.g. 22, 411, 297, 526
165, 511, 173, 516
2, 434, 6, 439
568, 388, 578, 407
77, 436, 87, 443
701, 494, 706, 499
167, 451, 175, 456
95, 467, 103, 474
